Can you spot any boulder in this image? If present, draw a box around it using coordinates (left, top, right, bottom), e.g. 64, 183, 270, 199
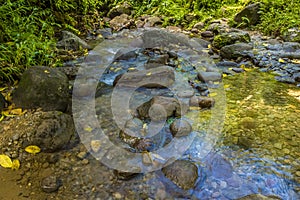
193, 22, 205, 30
13, 66, 69, 112
144, 16, 162, 27
137, 96, 188, 121
0, 111, 76, 152
109, 14, 134, 32
189, 96, 215, 109
234, 3, 261, 27
114, 66, 175, 88
162, 160, 198, 190
107, 2, 132, 19
197, 71, 222, 82
170, 119, 192, 137
212, 31, 251, 49
220, 43, 253, 59
56, 31, 91, 51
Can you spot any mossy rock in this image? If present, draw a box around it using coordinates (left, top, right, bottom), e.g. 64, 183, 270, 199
212, 31, 251, 49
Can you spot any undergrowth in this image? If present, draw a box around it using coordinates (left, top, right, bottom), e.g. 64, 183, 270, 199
0, 0, 300, 83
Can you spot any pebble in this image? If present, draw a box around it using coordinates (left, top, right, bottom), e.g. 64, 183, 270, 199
41, 175, 61, 193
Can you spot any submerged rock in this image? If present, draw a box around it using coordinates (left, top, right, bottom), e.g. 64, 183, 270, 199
41, 175, 61, 193
162, 160, 198, 190
13, 66, 69, 112
137, 96, 188, 121
170, 119, 192, 137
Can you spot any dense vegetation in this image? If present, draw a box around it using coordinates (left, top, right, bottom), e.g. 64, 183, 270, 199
0, 0, 299, 83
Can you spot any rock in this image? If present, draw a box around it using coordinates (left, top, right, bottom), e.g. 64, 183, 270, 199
282, 27, 300, 42
275, 76, 295, 84
0, 111, 76, 152
220, 43, 253, 59
197, 71, 222, 82
114, 66, 175, 88
0, 93, 6, 112
162, 160, 198, 190
147, 54, 169, 65
293, 73, 300, 82
123, 118, 144, 137
41, 175, 61, 193
193, 22, 205, 30
90, 140, 101, 153
144, 16, 162, 27
192, 38, 211, 48
109, 14, 134, 32
212, 31, 251, 49
170, 119, 192, 137
137, 96, 188, 121
201, 31, 214, 38
57, 31, 91, 51
113, 170, 139, 180
115, 50, 137, 61
232, 68, 245, 73
107, 2, 132, 19
207, 154, 233, 179
166, 26, 182, 33
216, 61, 238, 68
13, 66, 69, 112
189, 96, 215, 109
57, 66, 79, 80
234, 3, 261, 27
236, 194, 282, 200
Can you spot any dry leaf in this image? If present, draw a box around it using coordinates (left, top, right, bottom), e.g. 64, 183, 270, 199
25, 145, 41, 154
0, 154, 13, 168
12, 159, 20, 170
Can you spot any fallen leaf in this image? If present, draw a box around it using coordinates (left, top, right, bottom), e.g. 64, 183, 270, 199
10, 108, 23, 115
12, 159, 20, 170
146, 72, 152, 76
0, 154, 13, 168
25, 145, 41, 154
278, 58, 285, 63
84, 126, 93, 132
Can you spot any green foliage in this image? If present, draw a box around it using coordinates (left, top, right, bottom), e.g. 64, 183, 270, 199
258, 0, 300, 35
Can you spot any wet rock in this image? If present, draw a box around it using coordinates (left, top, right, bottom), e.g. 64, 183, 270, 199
192, 38, 211, 48
193, 22, 205, 30
282, 27, 300, 42
234, 3, 261, 27
109, 14, 134, 32
220, 43, 253, 59
170, 119, 192, 137
115, 50, 137, 61
232, 68, 245, 73
208, 154, 233, 179
162, 160, 198, 190
113, 170, 139, 180
144, 16, 162, 27
114, 66, 175, 88
197, 71, 222, 82
95, 82, 113, 97
236, 194, 282, 200
293, 73, 300, 82
212, 31, 251, 49
123, 118, 144, 136
41, 175, 61, 193
137, 96, 188, 121
147, 54, 169, 65
96, 28, 112, 39
0, 93, 6, 112
13, 66, 69, 112
216, 61, 238, 68
107, 2, 132, 19
275, 76, 295, 84
57, 31, 91, 50
57, 66, 79, 80
206, 20, 230, 35
166, 26, 182, 33
189, 96, 215, 109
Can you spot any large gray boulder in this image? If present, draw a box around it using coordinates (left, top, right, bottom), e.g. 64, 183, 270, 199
234, 3, 261, 27
13, 66, 69, 112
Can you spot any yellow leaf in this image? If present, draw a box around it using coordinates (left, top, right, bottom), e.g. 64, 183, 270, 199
291, 59, 300, 64
209, 92, 217, 97
0, 87, 7, 92
0, 154, 13, 168
128, 67, 135, 71
224, 84, 230, 89
12, 159, 20, 170
146, 72, 152, 76
0, 115, 4, 121
278, 58, 285, 63
84, 126, 93, 132
10, 108, 23, 115
222, 74, 228, 78
25, 145, 41, 154
44, 70, 50, 74
114, 68, 122, 72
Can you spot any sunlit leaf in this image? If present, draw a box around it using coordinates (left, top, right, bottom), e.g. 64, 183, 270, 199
10, 108, 23, 115
0, 154, 13, 168
146, 72, 152, 76
12, 159, 20, 170
278, 58, 285, 63
84, 126, 93, 132
25, 145, 41, 154
209, 92, 217, 97
222, 74, 228, 78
